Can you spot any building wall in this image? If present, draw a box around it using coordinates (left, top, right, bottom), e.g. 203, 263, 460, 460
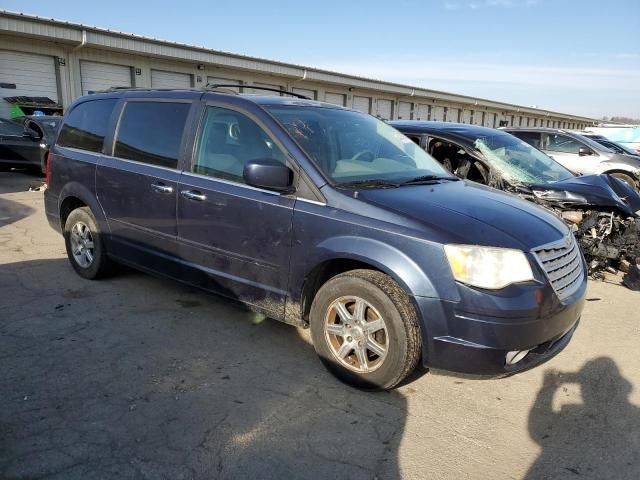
0, 30, 593, 129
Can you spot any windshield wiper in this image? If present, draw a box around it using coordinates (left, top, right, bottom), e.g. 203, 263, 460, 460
400, 175, 460, 186
336, 179, 401, 189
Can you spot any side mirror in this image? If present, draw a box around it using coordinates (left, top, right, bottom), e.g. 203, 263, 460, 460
578, 146, 592, 156
243, 159, 295, 193
23, 127, 42, 140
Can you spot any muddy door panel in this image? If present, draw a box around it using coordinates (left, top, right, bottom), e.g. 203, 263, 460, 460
177, 173, 294, 318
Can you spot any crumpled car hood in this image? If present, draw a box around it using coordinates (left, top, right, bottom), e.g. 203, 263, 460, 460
529, 174, 640, 217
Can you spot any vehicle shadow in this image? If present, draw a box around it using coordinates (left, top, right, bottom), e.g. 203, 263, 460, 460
0, 257, 408, 479
0, 170, 43, 195
0, 196, 36, 226
526, 357, 640, 479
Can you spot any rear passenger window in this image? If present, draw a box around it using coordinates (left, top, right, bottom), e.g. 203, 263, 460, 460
57, 99, 116, 153
114, 102, 190, 168
192, 106, 287, 183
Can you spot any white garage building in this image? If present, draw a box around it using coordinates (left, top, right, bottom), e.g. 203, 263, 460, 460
0, 10, 596, 128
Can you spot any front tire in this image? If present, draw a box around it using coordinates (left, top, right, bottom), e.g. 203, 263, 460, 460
609, 172, 639, 192
310, 269, 421, 390
64, 207, 112, 279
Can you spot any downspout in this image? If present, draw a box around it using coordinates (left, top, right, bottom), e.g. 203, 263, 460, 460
74, 29, 87, 51
69, 29, 87, 103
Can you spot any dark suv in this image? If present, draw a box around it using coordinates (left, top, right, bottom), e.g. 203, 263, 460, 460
45, 89, 586, 389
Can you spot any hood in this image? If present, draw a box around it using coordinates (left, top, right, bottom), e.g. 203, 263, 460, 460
357, 180, 568, 251
530, 174, 640, 217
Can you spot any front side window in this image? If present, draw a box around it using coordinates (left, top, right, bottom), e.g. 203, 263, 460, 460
545, 134, 583, 154
114, 101, 190, 168
193, 106, 287, 183
474, 133, 574, 184
266, 106, 449, 185
512, 131, 542, 149
57, 99, 117, 152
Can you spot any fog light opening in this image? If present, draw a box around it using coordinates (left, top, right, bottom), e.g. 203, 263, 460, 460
505, 349, 531, 366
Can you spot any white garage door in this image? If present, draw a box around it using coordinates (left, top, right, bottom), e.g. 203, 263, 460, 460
325, 92, 346, 106
0, 50, 59, 117
207, 77, 241, 92
432, 106, 445, 121
292, 87, 316, 99
376, 99, 393, 120
448, 108, 460, 122
462, 109, 472, 124
415, 104, 430, 120
398, 101, 412, 120
353, 96, 371, 114
81, 61, 132, 95
151, 70, 192, 89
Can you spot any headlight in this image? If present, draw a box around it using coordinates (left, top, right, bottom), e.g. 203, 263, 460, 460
532, 189, 588, 204
444, 244, 534, 290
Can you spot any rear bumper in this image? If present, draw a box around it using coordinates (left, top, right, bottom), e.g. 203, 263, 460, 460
415, 274, 586, 377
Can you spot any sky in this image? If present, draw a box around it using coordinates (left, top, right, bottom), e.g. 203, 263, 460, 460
3, 0, 639, 118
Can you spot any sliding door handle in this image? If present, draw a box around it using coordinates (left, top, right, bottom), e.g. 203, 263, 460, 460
180, 190, 207, 202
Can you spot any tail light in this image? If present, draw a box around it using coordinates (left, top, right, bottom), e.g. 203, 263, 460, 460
45, 151, 51, 185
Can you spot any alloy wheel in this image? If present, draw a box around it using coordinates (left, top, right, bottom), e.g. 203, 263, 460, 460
324, 296, 388, 373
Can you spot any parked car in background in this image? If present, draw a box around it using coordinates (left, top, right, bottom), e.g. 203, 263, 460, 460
0, 115, 61, 175
45, 88, 586, 389
504, 127, 640, 192
579, 132, 640, 158
390, 121, 640, 278
585, 126, 640, 154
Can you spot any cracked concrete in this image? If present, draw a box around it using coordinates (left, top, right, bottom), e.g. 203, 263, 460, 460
1, 170, 639, 479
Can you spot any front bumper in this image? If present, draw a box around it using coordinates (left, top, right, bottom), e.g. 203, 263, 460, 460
415, 272, 586, 377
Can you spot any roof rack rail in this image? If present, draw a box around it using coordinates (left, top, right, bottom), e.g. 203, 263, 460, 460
206, 84, 310, 100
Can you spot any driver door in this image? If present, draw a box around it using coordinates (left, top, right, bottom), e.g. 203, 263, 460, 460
177, 103, 296, 318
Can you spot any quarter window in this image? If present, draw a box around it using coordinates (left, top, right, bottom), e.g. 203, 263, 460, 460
545, 134, 582, 154
193, 106, 287, 183
57, 99, 117, 153
114, 101, 190, 168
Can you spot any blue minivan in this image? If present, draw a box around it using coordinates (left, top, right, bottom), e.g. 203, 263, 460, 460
44, 88, 586, 389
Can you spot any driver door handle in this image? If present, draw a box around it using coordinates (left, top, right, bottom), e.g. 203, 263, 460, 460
181, 190, 207, 202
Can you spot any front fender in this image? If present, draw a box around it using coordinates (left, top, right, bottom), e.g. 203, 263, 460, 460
312, 235, 447, 299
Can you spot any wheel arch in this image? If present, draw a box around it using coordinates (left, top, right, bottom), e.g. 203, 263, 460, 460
288, 236, 440, 326
58, 182, 109, 233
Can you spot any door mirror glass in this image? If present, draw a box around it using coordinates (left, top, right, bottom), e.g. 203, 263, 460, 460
578, 146, 593, 156
243, 159, 294, 193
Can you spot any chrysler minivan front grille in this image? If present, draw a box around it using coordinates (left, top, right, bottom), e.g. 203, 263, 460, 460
533, 235, 583, 300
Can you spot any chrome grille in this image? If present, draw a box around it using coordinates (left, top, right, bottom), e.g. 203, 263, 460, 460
533, 235, 583, 300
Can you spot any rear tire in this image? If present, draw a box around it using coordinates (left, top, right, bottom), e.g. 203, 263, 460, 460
64, 207, 112, 279
310, 269, 422, 390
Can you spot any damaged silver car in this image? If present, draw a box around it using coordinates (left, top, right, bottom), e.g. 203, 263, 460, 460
389, 121, 640, 287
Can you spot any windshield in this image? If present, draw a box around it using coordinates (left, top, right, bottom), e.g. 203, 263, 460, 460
266, 106, 451, 184
474, 133, 574, 184
0, 118, 24, 136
